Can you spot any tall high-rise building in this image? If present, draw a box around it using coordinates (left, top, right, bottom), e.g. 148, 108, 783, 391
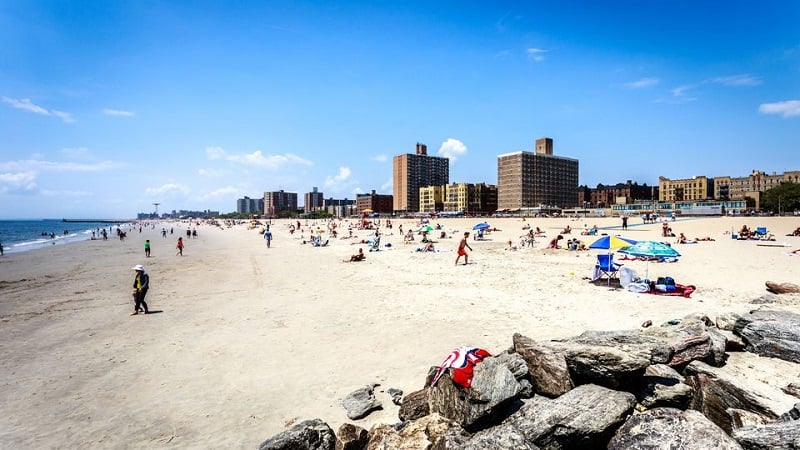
263, 190, 298, 217
497, 137, 579, 210
236, 196, 263, 215
393, 143, 449, 213
304, 187, 324, 213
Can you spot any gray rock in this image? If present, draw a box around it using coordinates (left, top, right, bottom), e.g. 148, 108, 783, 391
386, 388, 403, 406
732, 421, 800, 450
779, 403, 800, 422
342, 385, 382, 420
507, 384, 636, 449
684, 361, 795, 433
398, 389, 429, 422
493, 350, 530, 380
608, 408, 742, 450
427, 356, 522, 431
717, 312, 743, 331
335, 423, 368, 450
366, 413, 460, 450
734, 310, 800, 364
783, 383, 800, 399
459, 425, 540, 450
728, 408, 774, 429
513, 333, 574, 397
258, 418, 335, 450
637, 363, 694, 409
643, 317, 727, 367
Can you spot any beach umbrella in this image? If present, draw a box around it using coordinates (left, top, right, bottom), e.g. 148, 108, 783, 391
418, 225, 434, 232
362, 209, 373, 214
618, 240, 681, 279
472, 222, 491, 230
588, 235, 637, 251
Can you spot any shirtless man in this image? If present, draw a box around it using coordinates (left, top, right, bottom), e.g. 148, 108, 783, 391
455, 232, 473, 266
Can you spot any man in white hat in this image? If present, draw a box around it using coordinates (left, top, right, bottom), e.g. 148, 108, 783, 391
131, 264, 150, 315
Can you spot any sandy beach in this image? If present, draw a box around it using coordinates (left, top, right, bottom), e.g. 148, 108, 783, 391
1, 216, 799, 448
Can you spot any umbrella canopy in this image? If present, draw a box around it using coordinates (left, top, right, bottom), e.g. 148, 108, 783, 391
362, 209, 373, 214
472, 222, 491, 230
418, 225, 434, 232
618, 241, 681, 259
588, 235, 637, 251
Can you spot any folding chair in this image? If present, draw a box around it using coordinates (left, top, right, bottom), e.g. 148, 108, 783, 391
595, 254, 623, 284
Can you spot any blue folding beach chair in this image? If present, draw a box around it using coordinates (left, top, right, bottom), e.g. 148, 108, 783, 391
595, 254, 623, 284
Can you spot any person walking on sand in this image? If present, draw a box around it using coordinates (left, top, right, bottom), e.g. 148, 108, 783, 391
455, 232, 473, 266
176, 237, 184, 256
264, 228, 272, 248
144, 239, 151, 257
131, 264, 149, 315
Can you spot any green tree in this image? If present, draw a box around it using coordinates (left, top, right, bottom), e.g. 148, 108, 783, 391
761, 182, 800, 214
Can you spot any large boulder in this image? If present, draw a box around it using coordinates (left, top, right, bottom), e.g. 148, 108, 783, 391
341, 384, 382, 420
732, 421, 800, 450
643, 317, 727, 367
335, 423, 368, 450
608, 408, 742, 449
513, 333, 574, 397
366, 413, 461, 450
258, 418, 335, 450
637, 364, 694, 409
496, 384, 636, 449
733, 310, 800, 364
427, 356, 522, 431
684, 361, 796, 433
398, 389, 429, 422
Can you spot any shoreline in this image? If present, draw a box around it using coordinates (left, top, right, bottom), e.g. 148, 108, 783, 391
1, 216, 799, 447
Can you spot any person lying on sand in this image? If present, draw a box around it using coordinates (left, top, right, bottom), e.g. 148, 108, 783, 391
344, 248, 365, 262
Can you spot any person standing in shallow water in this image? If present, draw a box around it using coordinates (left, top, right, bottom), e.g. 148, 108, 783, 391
144, 239, 151, 257
131, 264, 149, 315
176, 237, 184, 256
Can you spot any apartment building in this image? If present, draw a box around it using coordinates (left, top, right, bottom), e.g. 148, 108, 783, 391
658, 176, 713, 202
304, 187, 324, 213
356, 190, 393, 214
393, 143, 449, 213
497, 137, 579, 210
263, 190, 298, 216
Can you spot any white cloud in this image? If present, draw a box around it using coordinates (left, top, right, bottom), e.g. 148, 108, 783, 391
205, 146, 312, 169
708, 74, 762, 86
380, 178, 393, 192
0, 171, 38, 194
759, 100, 800, 118
60, 147, 90, 158
145, 183, 191, 196
371, 154, 388, 163
103, 108, 135, 117
623, 77, 660, 89
41, 189, 93, 197
437, 138, 468, 163
526, 48, 547, 62
2, 97, 74, 123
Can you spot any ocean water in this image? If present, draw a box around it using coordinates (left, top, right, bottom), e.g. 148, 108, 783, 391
0, 219, 129, 255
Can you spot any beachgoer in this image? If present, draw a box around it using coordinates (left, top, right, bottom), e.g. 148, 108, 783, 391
176, 237, 184, 256
345, 248, 365, 262
144, 239, 151, 257
621, 216, 628, 230
455, 232, 472, 265
548, 235, 564, 249
264, 229, 272, 248
0, 241, 3, 256
677, 233, 688, 244
131, 264, 150, 315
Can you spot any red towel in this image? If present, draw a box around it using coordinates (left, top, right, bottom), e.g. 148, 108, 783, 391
431, 347, 492, 388
647, 284, 696, 298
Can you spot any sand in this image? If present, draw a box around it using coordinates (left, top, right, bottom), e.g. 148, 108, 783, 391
1, 216, 799, 448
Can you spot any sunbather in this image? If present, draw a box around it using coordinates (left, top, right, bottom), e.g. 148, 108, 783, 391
345, 248, 365, 262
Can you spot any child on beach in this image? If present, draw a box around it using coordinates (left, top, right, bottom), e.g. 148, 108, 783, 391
144, 239, 151, 257
455, 232, 472, 265
176, 237, 184, 256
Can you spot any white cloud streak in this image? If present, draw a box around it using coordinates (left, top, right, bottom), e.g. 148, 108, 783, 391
708, 74, 762, 86
623, 77, 660, 89
759, 100, 800, 118
145, 183, 191, 196
526, 48, 547, 62
2, 97, 75, 123
103, 108, 135, 117
0, 159, 119, 172
205, 146, 312, 169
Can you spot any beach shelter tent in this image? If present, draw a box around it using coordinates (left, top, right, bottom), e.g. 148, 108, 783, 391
472, 222, 491, 230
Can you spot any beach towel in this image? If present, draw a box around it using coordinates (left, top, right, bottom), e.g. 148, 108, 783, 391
431, 347, 491, 388
646, 284, 696, 298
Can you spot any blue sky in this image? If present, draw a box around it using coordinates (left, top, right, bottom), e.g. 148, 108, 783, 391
1, 1, 798, 218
